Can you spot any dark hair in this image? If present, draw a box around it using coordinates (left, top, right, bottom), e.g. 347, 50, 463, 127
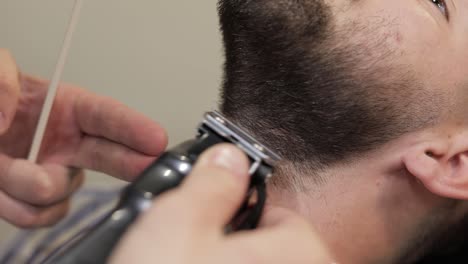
217, 0, 441, 185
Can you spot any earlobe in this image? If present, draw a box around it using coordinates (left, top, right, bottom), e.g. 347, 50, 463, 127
402, 136, 468, 200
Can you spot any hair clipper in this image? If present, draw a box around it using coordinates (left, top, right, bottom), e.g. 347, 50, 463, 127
41, 111, 281, 264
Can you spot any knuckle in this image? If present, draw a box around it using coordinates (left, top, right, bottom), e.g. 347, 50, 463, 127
33, 177, 60, 205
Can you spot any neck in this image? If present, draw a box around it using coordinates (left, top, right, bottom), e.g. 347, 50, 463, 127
267, 167, 384, 263
266, 151, 438, 264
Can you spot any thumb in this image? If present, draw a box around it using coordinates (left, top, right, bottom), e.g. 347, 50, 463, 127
0, 49, 21, 134
178, 144, 250, 231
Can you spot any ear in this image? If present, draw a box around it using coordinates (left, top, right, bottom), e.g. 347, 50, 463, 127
402, 132, 468, 200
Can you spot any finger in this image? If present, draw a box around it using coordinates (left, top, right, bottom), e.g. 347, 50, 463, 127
222, 208, 334, 264
0, 155, 84, 206
71, 136, 156, 181
0, 49, 21, 134
178, 144, 250, 230
74, 91, 167, 156
0, 191, 70, 228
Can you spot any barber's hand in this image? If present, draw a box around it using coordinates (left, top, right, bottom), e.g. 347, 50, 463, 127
0, 49, 167, 228
111, 145, 333, 264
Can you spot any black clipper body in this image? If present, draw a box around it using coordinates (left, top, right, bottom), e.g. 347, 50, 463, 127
42, 111, 281, 264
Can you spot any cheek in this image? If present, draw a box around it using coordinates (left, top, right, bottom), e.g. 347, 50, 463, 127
395, 15, 460, 101
398, 18, 446, 71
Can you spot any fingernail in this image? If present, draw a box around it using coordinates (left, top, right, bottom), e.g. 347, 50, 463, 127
203, 145, 248, 177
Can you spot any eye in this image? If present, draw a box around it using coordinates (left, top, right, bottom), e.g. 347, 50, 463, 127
431, 0, 449, 19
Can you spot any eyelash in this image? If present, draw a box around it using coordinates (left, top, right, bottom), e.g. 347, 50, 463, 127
431, 0, 449, 19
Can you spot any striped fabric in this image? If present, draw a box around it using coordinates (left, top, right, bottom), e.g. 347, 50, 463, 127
0, 187, 123, 264
4, 186, 468, 263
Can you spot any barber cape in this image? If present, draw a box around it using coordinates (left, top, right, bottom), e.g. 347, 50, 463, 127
0, 186, 121, 264
1, 185, 468, 264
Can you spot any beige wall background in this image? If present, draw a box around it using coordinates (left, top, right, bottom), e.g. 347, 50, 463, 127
0, 0, 222, 242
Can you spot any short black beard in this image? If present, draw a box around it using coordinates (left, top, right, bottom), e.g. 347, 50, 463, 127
218, 0, 442, 172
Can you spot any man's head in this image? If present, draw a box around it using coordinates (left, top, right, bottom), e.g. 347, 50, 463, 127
218, 0, 468, 263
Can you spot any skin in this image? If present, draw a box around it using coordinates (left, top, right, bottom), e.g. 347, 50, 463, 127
0, 49, 168, 228
266, 0, 468, 263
